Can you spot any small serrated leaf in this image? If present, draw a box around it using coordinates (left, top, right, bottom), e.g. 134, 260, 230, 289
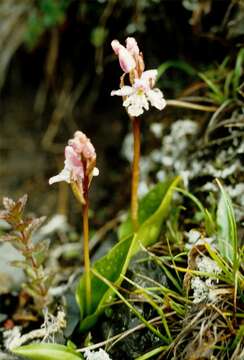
3, 197, 16, 210
17, 194, 28, 213
0, 234, 18, 243
11, 260, 30, 270
25, 216, 46, 238
12, 196, 27, 216
33, 238, 50, 252
33, 239, 51, 266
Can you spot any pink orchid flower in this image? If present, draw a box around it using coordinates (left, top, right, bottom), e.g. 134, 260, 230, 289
49, 131, 99, 203
111, 70, 166, 117
111, 38, 166, 117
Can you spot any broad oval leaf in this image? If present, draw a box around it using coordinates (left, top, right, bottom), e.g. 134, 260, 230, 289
118, 179, 177, 240
12, 343, 82, 360
76, 236, 133, 331
76, 176, 181, 332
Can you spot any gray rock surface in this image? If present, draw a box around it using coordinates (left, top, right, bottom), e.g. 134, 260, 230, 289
0, 243, 25, 292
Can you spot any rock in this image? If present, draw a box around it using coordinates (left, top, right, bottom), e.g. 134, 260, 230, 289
0, 243, 25, 291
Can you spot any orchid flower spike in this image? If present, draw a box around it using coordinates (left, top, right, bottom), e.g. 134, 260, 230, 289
111, 37, 166, 117
49, 131, 99, 204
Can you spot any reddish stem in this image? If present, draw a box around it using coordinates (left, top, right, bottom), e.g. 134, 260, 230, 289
82, 165, 92, 313
20, 230, 47, 303
131, 117, 141, 231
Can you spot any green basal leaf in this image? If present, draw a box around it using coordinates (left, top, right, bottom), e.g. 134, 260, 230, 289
216, 179, 238, 268
76, 236, 133, 331
119, 180, 175, 240
76, 177, 180, 332
12, 343, 82, 360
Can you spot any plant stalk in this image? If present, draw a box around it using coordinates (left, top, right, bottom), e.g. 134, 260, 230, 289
82, 172, 92, 314
131, 116, 141, 231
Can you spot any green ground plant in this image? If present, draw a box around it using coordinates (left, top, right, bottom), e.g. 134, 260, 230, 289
10, 180, 244, 359
0, 195, 51, 311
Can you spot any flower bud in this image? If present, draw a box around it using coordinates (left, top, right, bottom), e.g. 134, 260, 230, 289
111, 40, 122, 55
126, 37, 140, 56
118, 47, 136, 73
69, 131, 96, 165
111, 39, 136, 73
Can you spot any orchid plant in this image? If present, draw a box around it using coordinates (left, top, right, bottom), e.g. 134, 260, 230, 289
111, 37, 166, 230
49, 131, 99, 313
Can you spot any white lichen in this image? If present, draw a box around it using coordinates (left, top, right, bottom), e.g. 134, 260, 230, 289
3, 326, 22, 351
150, 122, 163, 138
4, 309, 66, 351
84, 348, 112, 360
185, 229, 215, 250
186, 229, 201, 244
191, 255, 222, 304
195, 256, 221, 275
191, 277, 209, 303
